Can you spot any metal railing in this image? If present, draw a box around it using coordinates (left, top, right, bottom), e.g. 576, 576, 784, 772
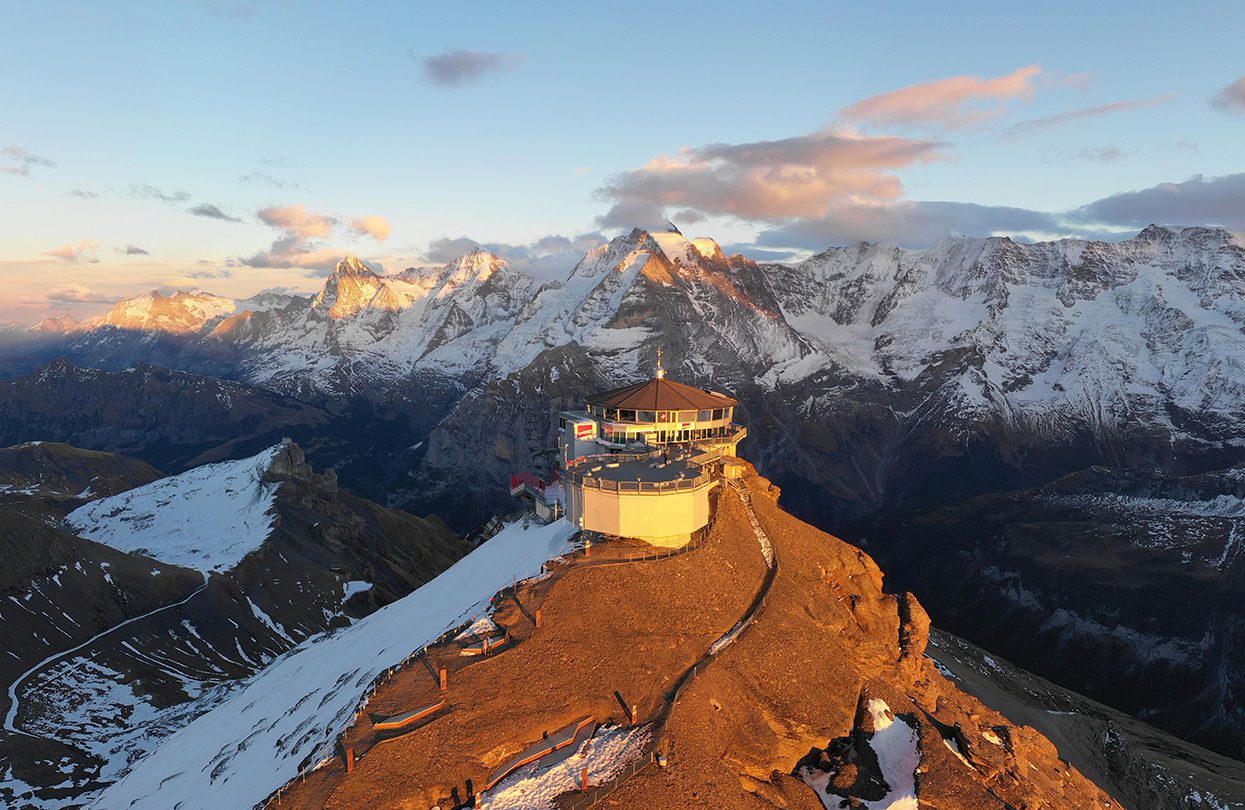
563, 470, 714, 494
562, 751, 657, 810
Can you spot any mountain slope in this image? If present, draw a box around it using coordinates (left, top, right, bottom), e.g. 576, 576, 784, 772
267, 464, 1123, 810
89, 518, 577, 810
0, 441, 469, 809
853, 464, 1245, 759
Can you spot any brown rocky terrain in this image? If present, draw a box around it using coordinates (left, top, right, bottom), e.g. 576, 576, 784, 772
273, 463, 1117, 809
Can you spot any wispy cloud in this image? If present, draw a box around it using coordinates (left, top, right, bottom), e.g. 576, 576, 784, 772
1076, 145, 1127, 162
239, 171, 303, 191
116, 244, 150, 255
412, 48, 524, 87
840, 65, 1043, 131
1, 145, 57, 176
593, 129, 942, 228
1001, 94, 1175, 139
1210, 76, 1245, 114
349, 215, 392, 241
127, 184, 191, 204
188, 203, 243, 222
46, 283, 118, 304
44, 241, 100, 263
1043, 144, 1128, 162
67, 188, 99, 199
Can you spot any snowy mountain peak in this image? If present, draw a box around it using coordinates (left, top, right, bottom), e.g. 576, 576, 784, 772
30, 313, 79, 333
65, 442, 290, 573
333, 255, 376, 277
443, 248, 508, 285
93, 290, 237, 334
313, 258, 398, 318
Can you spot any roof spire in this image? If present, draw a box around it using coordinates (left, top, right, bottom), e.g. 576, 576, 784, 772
655, 348, 665, 379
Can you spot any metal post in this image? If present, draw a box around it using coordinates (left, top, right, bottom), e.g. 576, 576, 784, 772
581, 766, 589, 791
535, 608, 543, 628
345, 747, 354, 774
440, 667, 447, 691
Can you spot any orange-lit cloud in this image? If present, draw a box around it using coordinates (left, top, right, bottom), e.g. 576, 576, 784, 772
350, 215, 392, 241
840, 65, 1042, 130
44, 241, 100, 263
257, 204, 336, 237
594, 129, 942, 227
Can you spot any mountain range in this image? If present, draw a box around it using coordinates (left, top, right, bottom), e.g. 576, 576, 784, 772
3, 223, 1245, 765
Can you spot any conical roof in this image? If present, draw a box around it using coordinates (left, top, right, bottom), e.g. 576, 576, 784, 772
585, 377, 736, 411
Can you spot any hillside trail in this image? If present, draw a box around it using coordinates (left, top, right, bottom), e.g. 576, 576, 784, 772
3, 577, 208, 738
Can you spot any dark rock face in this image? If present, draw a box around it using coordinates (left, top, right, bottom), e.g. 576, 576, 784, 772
0, 441, 163, 520
852, 466, 1245, 759
0, 360, 329, 471
929, 629, 1245, 810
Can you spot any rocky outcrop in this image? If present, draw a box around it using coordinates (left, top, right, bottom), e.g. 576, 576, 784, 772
273, 463, 1124, 809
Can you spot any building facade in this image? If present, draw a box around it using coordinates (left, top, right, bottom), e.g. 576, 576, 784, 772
512, 365, 746, 546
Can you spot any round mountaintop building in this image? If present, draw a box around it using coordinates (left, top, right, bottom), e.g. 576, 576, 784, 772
512, 363, 747, 547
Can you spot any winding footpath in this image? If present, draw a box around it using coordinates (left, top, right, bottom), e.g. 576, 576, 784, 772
569, 478, 780, 809
3, 577, 208, 738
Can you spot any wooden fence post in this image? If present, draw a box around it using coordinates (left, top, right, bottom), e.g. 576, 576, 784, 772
440, 667, 448, 691
581, 766, 588, 791
535, 608, 543, 628
345, 746, 354, 774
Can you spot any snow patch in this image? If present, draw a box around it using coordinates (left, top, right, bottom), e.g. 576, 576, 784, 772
66, 445, 284, 573
478, 724, 650, 810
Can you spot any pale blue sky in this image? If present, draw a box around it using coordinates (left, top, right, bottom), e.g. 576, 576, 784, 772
1, 0, 1243, 321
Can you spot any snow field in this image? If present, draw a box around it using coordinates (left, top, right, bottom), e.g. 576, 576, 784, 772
90, 518, 578, 810
66, 444, 285, 573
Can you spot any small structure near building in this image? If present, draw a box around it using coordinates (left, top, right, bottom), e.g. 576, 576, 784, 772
511, 355, 747, 547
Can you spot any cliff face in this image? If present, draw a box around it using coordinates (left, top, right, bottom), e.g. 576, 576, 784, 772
272, 464, 1119, 810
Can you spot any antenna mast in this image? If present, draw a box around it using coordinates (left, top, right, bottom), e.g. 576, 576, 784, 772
655, 348, 665, 379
